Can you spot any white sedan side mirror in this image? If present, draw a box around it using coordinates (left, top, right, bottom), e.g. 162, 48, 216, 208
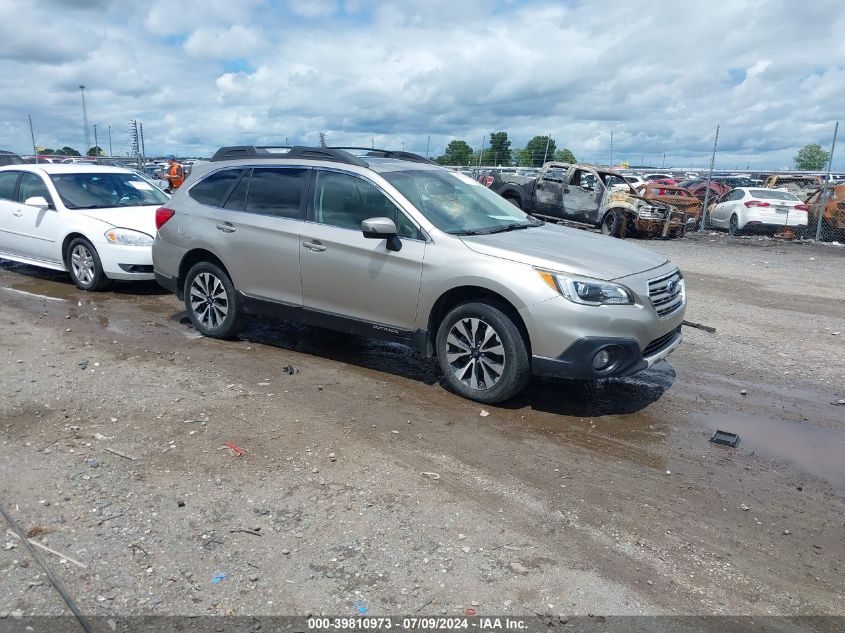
24, 196, 51, 210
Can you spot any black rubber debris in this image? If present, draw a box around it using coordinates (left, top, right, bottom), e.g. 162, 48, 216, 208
710, 430, 740, 447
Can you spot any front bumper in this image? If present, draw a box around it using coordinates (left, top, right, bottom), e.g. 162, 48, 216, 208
97, 243, 155, 281
532, 326, 682, 379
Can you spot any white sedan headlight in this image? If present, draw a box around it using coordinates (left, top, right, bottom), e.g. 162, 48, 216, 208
104, 228, 154, 246
537, 270, 634, 306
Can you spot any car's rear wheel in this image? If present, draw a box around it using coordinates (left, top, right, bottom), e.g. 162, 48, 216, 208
601, 208, 626, 238
67, 237, 111, 291
504, 195, 522, 209
728, 214, 740, 235
184, 262, 245, 339
435, 301, 530, 404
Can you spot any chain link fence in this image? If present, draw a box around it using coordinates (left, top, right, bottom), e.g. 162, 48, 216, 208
441, 123, 843, 244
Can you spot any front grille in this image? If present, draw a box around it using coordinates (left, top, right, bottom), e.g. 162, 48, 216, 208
648, 269, 685, 319
642, 326, 681, 358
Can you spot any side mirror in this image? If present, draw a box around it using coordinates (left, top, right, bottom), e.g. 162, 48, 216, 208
362, 217, 401, 251
24, 196, 51, 210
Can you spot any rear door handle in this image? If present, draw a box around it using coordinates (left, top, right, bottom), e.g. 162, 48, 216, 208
12, 209, 23, 217
216, 222, 236, 233
302, 240, 326, 252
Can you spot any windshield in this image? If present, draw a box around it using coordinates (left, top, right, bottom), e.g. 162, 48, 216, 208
382, 169, 542, 234
50, 172, 169, 209
751, 189, 800, 201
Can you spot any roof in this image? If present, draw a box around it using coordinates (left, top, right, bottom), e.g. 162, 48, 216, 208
0, 164, 136, 175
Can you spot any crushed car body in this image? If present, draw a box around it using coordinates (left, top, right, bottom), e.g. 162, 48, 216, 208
486, 162, 687, 239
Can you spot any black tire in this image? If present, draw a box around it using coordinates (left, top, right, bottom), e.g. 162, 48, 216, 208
601, 208, 627, 238
504, 196, 522, 209
66, 237, 112, 291
183, 261, 245, 339
728, 214, 740, 236
435, 301, 530, 404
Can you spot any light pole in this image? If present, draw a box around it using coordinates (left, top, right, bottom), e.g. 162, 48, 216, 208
79, 85, 90, 155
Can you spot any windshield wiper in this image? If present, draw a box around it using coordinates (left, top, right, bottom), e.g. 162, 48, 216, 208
486, 221, 542, 234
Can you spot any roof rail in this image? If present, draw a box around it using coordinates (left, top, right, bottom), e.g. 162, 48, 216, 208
329, 146, 438, 165
210, 145, 368, 167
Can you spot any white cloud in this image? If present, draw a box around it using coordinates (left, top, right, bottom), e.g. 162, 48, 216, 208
0, 0, 843, 170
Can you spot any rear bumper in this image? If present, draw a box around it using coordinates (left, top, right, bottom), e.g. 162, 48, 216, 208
155, 271, 179, 295
532, 326, 682, 380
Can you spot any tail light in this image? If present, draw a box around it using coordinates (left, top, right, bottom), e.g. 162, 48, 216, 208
744, 200, 770, 208
481, 175, 494, 187
155, 207, 175, 229
794, 204, 809, 211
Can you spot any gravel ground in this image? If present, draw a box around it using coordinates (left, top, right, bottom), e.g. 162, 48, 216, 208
0, 234, 843, 621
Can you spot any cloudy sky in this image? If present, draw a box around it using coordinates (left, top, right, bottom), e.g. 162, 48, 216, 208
1, 0, 843, 169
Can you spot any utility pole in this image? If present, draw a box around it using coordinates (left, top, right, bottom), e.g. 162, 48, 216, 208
425, 135, 430, 158
662, 146, 666, 169
698, 124, 720, 232
478, 136, 485, 167
28, 115, 37, 159
108, 125, 112, 156
318, 132, 327, 147
93, 124, 98, 157
79, 85, 90, 153
542, 134, 551, 164
139, 122, 146, 163
609, 131, 614, 167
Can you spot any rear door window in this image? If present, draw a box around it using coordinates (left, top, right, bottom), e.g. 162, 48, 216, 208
0, 171, 21, 200
189, 169, 244, 207
245, 168, 307, 219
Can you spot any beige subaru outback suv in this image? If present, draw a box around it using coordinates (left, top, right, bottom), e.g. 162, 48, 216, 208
152, 146, 685, 403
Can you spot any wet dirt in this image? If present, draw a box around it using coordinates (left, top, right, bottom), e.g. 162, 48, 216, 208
1, 240, 844, 617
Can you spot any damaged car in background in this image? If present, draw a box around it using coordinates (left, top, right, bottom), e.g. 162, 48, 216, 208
636, 183, 704, 226
485, 162, 688, 239
805, 184, 845, 240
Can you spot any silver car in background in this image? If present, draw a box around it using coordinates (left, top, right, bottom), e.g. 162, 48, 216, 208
152, 146, 686, 403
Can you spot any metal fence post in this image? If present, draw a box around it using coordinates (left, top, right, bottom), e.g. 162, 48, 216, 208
815, 121, 838, 241
698, 125, 720, 232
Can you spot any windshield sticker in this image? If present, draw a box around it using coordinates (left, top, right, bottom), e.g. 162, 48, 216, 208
127, 180, 155, 191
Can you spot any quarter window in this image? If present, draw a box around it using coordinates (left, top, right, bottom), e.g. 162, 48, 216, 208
245, 168, 307, 218
313, 171, 419, 238
189, 169, 243, 207
222, 170, 250, 210
0, 171, 19, 201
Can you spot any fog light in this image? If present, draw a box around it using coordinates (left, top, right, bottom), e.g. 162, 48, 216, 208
592, 346, 623, 374
592, 349, 611, 370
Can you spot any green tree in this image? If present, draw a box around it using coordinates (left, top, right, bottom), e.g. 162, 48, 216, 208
486, 131, 512, 165
60, 146, 81, 156
437, 139, 474, 166
554, 148, 577, 164
87, 146, 104, 157
523, 135, 556, 167
794, 143, 830, 171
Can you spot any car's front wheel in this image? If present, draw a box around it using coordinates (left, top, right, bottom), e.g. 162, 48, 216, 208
435, 301, 530, 404
601, 208, 627, 238
67, 237, 111, 291
183, 261, 245, 338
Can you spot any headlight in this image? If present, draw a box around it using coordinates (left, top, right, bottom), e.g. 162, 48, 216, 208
104, 228, 154, 246
537, 270, 634, 306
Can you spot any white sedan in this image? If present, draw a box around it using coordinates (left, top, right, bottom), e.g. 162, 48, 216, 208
0, 164, 169, 290
707, 187, 808, 234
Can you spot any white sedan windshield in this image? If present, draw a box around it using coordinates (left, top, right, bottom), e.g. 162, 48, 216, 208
50, 172, 170, 209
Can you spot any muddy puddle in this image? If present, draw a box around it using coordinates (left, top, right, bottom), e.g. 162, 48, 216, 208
693, 411, 845, 493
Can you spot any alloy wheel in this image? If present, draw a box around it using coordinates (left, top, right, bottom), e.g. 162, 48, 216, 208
189, 272, 229, 329
71, 244, 95, 286
445, 317, 506, 391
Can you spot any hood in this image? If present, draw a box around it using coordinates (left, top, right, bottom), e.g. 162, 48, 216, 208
459, 223, 668, 281
76, 206, 158, 237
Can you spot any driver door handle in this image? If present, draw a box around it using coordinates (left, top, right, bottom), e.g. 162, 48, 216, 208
12, 209, 23, 217
216, 222, 236, 233
303, 240, 326, 252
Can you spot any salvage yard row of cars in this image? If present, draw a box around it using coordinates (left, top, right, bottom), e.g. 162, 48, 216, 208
0, 147, 687, 403
477, 165, 845, 240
